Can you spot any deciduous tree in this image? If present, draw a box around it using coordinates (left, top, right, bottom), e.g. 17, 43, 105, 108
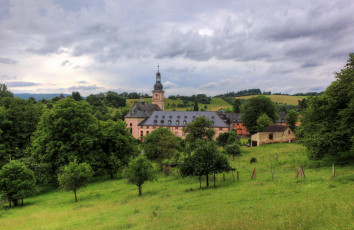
143, 127, 180, 169
58, 160, 93, 202
126, 156, 156, 196
0, 161, 36, 207
299, 53, 354, 160
241, 95, 278, 134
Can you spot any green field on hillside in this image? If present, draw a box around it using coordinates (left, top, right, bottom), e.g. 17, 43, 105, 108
235, 95, 304, 106
1, 143, 353, 229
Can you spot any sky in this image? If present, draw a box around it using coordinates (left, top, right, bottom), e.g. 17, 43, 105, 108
0, 0, 353, 96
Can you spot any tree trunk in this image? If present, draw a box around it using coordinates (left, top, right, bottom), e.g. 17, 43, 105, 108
138, 185, 142, 196
74, 190, 78, 202
13, 199, 18, 206
213, 173, 216, 188
110, 173, 114, 179
206, 174, 209, 188
8, 199, 11, 208
199, 176, 202, 188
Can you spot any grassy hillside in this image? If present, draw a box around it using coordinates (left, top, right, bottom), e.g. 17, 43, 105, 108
121, 97, 232, 112
1, 143, 353, 229
235, 95, 304, 106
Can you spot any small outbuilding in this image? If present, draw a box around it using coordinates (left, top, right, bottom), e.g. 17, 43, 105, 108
251, 125, 296, 147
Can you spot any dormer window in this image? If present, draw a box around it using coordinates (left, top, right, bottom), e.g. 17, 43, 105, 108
183, 120, 186, 124
161, 120, 164, 124
162, 116, 165, 119
154, 120, 157, 123
169, 116, 172, 119
168, 120, 171, 124
192, 116, 195, 119
155, 115, 158, 119
184, 116, 187, 119
176, 120, 180, 125
211, 116, 214, 119
177, 116, 180, 119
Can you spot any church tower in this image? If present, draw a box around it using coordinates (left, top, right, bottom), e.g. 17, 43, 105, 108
152, 65, 164, 111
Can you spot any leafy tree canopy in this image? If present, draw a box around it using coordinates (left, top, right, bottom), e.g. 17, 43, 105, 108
0, 97, 43, 167
286, 109, 298, 132
216, 131, 239, 147
0, 161, 36, 207
299, 53, 354, 160
0, 84, 14, 98
256, 114, 273, 132
241, 95, 278, 134
31, 98, 101, 180
58, 160, 93, 202
126, 156, 156, 196
143, 127, 180, 167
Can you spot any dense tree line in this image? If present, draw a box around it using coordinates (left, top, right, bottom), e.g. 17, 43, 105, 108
299, 53, 354, 160
216, 88, 262, 97
168, 94, 211, 104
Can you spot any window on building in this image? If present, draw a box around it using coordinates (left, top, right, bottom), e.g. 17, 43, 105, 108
154, 120, 157, 123
182, 132, 185, 136
147, 131, 149, 135
155, 115, 158, 119
288, 130, 290, 135
155, 94, 158, 97
177, 116, 180, 119
219, 128, 222, 131
161, 120, 164, 124
153, 126, 156, 129
175, 132, 178, 136
176, 120, 179, 125
162, 116, 165, 119
146, 126, 149, 129
184, 116, 187, 119
169, 116, 172, 119
269, 133, 273, 140
175, 127, 178, 130
211, 116, 214, 119
183, 120, 186, 124
168, 120, 171, 124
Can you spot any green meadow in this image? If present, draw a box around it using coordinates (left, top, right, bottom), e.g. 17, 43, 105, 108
0, 143, 353, 229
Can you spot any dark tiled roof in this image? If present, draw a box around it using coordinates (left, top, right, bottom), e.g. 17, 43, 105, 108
139, 111, 229, 128
262, 125, 289, 132
218, 113, 243, 124
124, 103, 162, 118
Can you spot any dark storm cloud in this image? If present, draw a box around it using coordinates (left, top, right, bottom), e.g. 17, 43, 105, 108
0, 57, 18, 65
6, 81, 40, 87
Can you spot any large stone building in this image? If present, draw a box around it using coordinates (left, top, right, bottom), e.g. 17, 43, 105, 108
124, 68, 230, 139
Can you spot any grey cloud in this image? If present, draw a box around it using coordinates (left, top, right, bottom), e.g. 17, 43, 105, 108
0, 75, 16, 80
61, 60, 70, 66
6, 81, 40, 87
0, 57, 18, 64
76, 81, 88, 84
66, 85, 103, 91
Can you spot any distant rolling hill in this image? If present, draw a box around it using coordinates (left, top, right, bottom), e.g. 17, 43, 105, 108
234, 95, 305, 105
14, 93, 70, 100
